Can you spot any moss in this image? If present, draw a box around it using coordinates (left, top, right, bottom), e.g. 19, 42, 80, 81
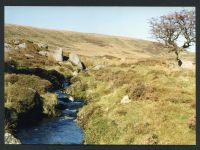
4, 73, 61, 132
5, 84, 43, 129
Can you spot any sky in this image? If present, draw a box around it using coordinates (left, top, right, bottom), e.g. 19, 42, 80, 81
5, 6, 195, 52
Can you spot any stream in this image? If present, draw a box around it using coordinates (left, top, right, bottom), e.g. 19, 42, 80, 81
16, 80, 84, 144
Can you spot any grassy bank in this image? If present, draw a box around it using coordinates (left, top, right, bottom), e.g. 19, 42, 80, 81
66, 56, 196, 144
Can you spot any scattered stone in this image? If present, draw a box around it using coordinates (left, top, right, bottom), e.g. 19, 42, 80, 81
120, 95, 131, 104
18, 43, 26, 49
38, 51, 49, 57
27, 40, 33, 43
14, 47, 19, 50
69, 53, 84, 70
68, 96, 74, 102
4, 132, 21, 144
93, 64, 105, 70
13, 39, 20, 45
4, 43, 12, 52
52, 47, 63, 62
24, 54, 34, 59
38, 43, 48, 49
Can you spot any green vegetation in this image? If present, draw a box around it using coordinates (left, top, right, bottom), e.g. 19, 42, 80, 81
4, 74, 61, 132
66, 57, 195, 144
4, 24, 195, 144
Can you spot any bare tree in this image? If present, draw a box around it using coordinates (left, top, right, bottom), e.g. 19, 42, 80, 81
149, 9, 195, 66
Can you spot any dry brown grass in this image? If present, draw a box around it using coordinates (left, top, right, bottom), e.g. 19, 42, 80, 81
4, 24, 172, 60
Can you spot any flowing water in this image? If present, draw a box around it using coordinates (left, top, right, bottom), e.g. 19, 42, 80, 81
16, 80, 84, 144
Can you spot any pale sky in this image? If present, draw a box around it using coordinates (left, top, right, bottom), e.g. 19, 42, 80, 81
5, 6, 195, 52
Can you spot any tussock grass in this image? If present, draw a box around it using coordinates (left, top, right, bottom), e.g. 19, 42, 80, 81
41, 92, 59, 117
5, 74, 52, 94
67, 56, 195, 144
4, 73, 60, 132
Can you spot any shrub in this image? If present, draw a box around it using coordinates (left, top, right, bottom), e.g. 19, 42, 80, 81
126, 81, 146, 100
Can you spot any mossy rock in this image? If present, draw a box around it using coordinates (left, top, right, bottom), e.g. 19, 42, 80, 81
5, 85, 43, 128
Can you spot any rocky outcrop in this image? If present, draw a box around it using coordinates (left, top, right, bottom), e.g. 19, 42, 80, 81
38, 51, 49, 57
52, 47, 63, 62
5, 41, 26, 51
4, 133, 21, 144
17, 43, 26, 49
69, 53, 84, 70
38, 43, 48, 49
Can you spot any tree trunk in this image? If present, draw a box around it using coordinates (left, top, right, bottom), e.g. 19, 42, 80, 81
175, 46, 183, 67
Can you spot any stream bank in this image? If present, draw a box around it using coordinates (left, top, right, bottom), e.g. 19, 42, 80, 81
15, 80, 85, 144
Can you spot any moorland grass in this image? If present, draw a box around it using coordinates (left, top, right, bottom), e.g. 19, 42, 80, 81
66, 57, 195, 144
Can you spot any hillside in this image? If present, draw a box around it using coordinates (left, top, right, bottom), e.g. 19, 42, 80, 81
4, 24, 196, 144
4, 24, 173, 59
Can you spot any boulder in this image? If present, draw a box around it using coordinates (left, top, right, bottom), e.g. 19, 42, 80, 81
24, 54, 34, 59
38, 51, 49, 57
181, 60, 194, 69
68, 95, 75, 102
4, 132, 21, 144
18, 43, 26, 49
120, 95, 131, 104
69, 53, 84, 70
52, 47, 63, 62
93, 64, 105, 70
38, 43, 48, 49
